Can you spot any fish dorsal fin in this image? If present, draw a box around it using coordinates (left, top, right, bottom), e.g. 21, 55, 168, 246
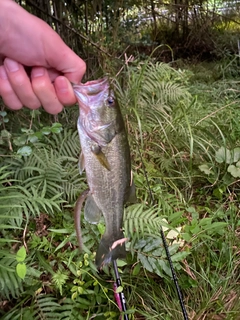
78, 152, 85, 174
84, 194, 102, 224
91, 144, 111, 171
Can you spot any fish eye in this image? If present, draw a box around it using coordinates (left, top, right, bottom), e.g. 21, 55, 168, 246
107, 96, 115, 107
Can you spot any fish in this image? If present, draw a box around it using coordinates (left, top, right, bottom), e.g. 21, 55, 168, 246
73, 77, 135, 268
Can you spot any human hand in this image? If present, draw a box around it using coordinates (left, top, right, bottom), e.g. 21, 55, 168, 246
0, 0, 86, 114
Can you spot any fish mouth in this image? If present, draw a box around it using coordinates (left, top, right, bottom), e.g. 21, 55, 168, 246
78, 77, 108, 90
73, 77, 109, 113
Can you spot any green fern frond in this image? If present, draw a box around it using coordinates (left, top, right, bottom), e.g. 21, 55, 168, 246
47, 128, 80, 159
52, 269, 69, 296
124, 203, 170, 237
0, 257, 24, 299
33, 294, 62, 320
3, 129, 83, 204
133, 236, 190, 279
58, 298, 77, 320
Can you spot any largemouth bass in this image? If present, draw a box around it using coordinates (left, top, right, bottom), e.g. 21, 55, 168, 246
73, 78, 135, 268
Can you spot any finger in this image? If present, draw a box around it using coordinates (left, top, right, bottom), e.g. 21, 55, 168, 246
0, 66, 23, 110
54, 76, 77, 106
4, 58, 41, 110
31, 67, 63, 114
61, 52, 86, 84
46, 40, 86, 84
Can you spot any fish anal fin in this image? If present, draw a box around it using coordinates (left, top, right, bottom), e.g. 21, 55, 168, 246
84, 194, 102, 224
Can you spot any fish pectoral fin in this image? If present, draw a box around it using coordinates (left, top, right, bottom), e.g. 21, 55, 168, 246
84, 194, 102, 224
91, 145, 111, 171
126, 180, 137, 204
78, 151, 85, 174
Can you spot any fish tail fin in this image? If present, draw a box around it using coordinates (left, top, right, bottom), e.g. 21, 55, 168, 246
95, 232, 126, 269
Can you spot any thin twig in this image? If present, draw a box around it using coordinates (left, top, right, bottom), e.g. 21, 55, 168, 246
196, 101, 236, 125
23, 223, 28, 253
26, 0, 113, 58
115, 54, 134, 78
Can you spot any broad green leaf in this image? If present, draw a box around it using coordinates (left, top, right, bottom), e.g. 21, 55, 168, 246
13, 135, 27, 146
16, 262, 27, 279
97, 223, 105, 235
198, 164, 212, 175
17, 146, 32, 156
233, 147, 240, 162
132, 263, 141, 276
28, 134, 39, 143
51, 123, 63, 133
34, 131, 43, 139
116, 286, 123, 293
0, 111, 7, 117
1, 129, 11, 138
215, 146, 231, 163
199, 218, 212, 226
117, 260, 127, 267
203, 222, 227, 232
228, 163, 240, 178
171, 251, 190, 262
41, 126, 51, 135
16, 246, 26, 262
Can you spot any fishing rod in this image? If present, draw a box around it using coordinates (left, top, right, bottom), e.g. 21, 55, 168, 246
112, 158, 189, 319
139, 147, 189, 320
112, 260, 129, 320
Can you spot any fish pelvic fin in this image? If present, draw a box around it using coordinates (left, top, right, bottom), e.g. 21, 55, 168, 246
91, 144, 111, 171
95, 233, 127, 269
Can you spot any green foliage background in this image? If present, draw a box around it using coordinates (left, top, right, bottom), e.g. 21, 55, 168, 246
1, 1, 240, 319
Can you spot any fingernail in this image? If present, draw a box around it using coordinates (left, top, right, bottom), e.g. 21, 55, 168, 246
31, 67, 45, 78
4, 58, 19, 72
57, 76, 69, 93
0, 67, 8, 80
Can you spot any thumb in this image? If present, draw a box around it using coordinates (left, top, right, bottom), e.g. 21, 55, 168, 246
61, 50, 86, 84
45, 34, 86, 84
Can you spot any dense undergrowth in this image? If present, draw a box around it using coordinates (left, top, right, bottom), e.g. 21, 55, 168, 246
1, 58, 240, 319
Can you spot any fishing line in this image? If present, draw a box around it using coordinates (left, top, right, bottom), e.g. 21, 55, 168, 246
137, 145, 189, 320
